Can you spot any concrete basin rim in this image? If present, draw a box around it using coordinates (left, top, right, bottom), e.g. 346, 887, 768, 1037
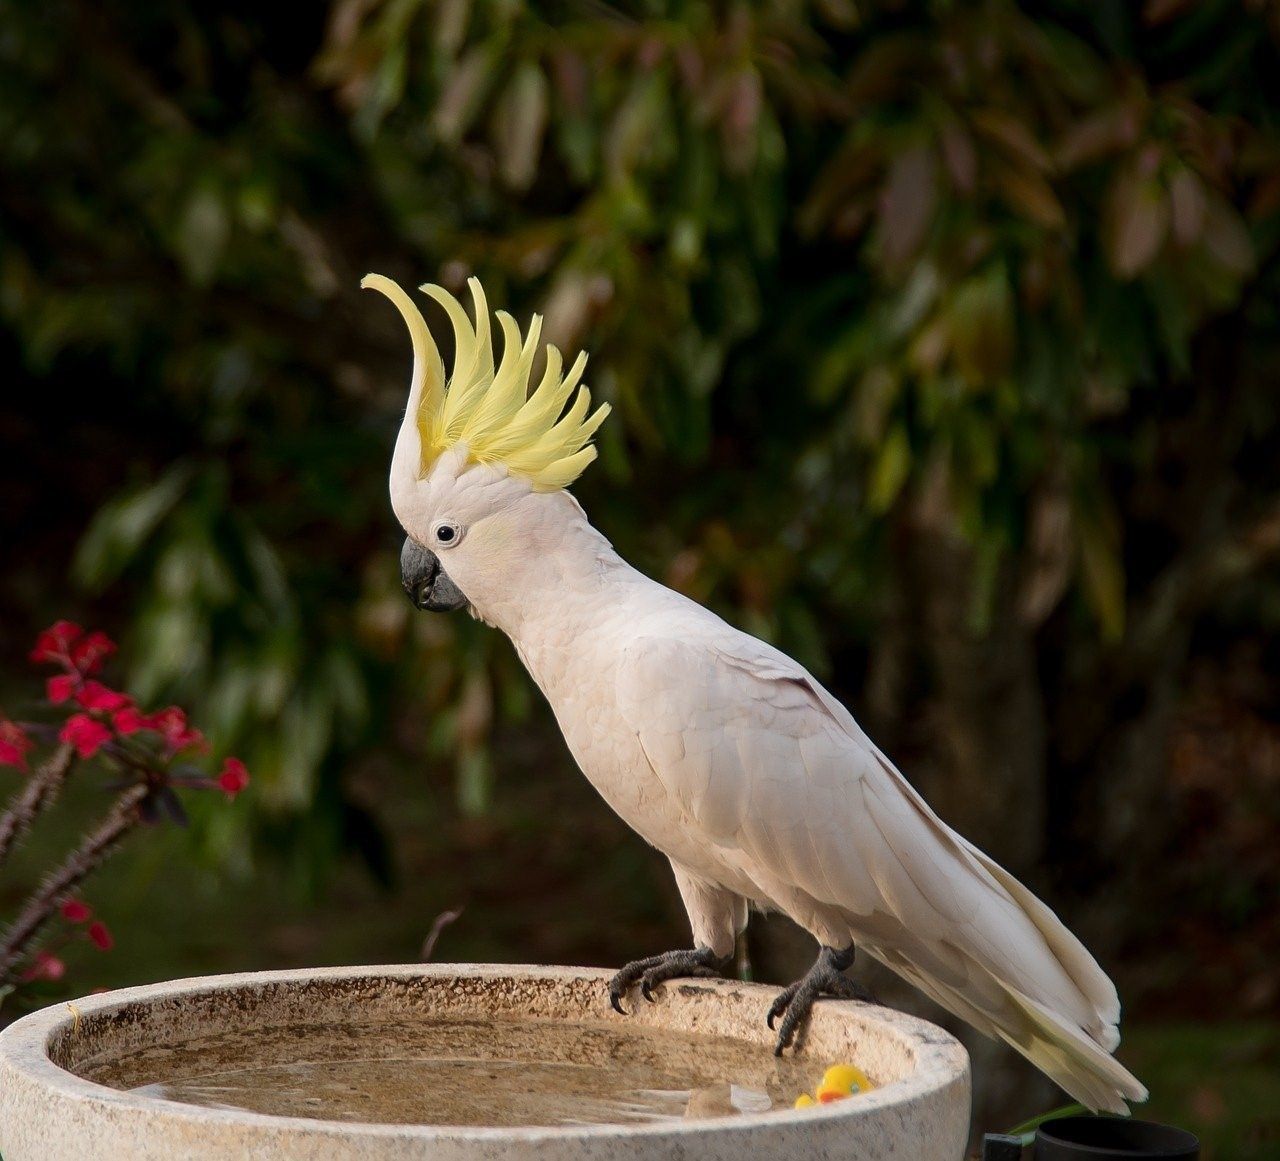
0, 962, 970, 1141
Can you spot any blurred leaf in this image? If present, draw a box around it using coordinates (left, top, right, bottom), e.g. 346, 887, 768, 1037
868, 422, 912, 513
852, 366, 900, 446
947, 264, 1015, 385
605, 73, 671, 181
878, 145, 938, 268
1169, 168, 1207, 248
1200, 197, 1255, 277
799, 134, 881, 238
1055, 104, 1142, 171
1077, 495, 1126, 642
434, 44, 496, 143
323, 648, 371, 741
434, 0, 471, 55
971, 108, 1051, 172
1148, 282, 1192, 374
967, 532, 1004, 637
128, 601, 211, 702
242, 528, 293, 621
354, 39, 407, 140
156, 539, 234, 606
274, 686, 331, 809
456, 748, 491, 818
1142, 0, 1197, 26
1104, 171, 1169, 278
493, 61, 548, 191
955, 410, 1000, 488
993, 163, 1066, 230
72, 466, 193, 590
176, 188, 230, 287
844, 34, 919, 106
1018, 479, 1073, 626
938, 120, 977, 194
720, 68, 763, 173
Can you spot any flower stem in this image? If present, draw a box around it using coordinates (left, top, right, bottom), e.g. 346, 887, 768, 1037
0, 744, 76, 868
0, 783, 148, 984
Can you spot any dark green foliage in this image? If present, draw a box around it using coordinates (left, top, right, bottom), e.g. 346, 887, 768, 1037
2, 0, 1278, 899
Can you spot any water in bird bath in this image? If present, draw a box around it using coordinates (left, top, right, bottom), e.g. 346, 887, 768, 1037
1, 968, 972, 1160
81, 1016, 818, 1127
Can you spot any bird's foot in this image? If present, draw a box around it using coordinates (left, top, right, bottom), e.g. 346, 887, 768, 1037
609, 946, 730, 1014
767, 944, 873, 1056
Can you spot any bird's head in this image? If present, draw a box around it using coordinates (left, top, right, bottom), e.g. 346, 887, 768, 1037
363, 275, 610, 620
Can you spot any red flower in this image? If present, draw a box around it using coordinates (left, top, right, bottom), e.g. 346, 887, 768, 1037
70, 631, 116, 675
112, 706, 149, 735
61, 899, 92, 923
46, 674, 78, 704
148, 706, 206, 755
59, 714, 113, 758
0, 720, 34, 771
29, 621, 82, 665
30, 623, 117, 675
20, 950, 66, 982
75, 681, 131, 713
217, 757, 250, 799
87, 921, 114, 951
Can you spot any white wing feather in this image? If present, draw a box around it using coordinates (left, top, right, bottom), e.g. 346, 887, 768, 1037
616, 629, 1147, 1113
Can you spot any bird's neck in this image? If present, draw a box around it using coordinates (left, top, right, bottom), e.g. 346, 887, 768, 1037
467, 493, 645, 692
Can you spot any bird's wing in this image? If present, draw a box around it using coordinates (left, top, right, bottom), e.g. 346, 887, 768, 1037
616, 631, 1038, 976
615, 629, 1146, 1112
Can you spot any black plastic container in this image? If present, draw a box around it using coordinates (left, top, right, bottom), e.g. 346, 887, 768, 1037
1034, 1116, 1199, 1159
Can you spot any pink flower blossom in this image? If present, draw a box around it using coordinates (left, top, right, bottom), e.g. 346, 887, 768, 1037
148, 706, 206, 755
87, 921, 114, 951
20, 951, 66, 982
46, 674, 78, 704
61, 899, 92, 923
69, 631, 116, 675
30, 623, 118, 675
112, 706, 149, 735
29, 621, 82, 665
0, 720, 33, 771
217, 757, 250, 799
75, 682, 131, 713
59, 714, 113, 758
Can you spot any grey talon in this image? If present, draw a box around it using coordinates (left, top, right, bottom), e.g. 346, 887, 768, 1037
767, 944, 866, 1055
607, 946, 727, 1014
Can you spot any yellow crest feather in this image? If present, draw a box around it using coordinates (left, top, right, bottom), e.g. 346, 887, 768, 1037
363, 274, 610, 492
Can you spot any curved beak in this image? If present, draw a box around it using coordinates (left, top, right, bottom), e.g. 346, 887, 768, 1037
401, 538, 469, 612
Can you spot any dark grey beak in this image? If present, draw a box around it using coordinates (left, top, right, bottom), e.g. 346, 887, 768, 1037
401, 538, 469, 612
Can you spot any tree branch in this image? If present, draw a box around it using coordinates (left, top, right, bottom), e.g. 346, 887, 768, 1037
0, 783, 148, 984
0, 744, 77, 868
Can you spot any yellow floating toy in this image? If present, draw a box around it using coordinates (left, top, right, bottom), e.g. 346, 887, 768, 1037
794, 1063, 874, 1108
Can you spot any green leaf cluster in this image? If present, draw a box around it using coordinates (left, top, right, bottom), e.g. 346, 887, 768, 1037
3, 0, 1278, 886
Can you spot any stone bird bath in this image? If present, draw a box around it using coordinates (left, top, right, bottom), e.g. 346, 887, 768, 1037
0, 963, 970, 1159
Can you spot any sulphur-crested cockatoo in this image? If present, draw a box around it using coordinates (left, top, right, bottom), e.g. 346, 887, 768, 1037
364, 274, 1147, 1114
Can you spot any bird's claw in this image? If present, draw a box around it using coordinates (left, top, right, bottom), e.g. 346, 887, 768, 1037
608, 946, 728, 1015
767, 944, 871, 1056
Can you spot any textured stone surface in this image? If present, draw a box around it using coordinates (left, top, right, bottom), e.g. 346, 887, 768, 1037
0, 964, 970, 1159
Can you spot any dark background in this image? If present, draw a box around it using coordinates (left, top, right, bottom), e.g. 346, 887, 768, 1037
2, 1, 1278, 1155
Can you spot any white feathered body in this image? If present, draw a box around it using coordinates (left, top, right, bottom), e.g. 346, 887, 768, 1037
473, 495, 1145, 1115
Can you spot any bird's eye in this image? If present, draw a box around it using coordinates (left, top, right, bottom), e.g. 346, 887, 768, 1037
432, 520, 462, 547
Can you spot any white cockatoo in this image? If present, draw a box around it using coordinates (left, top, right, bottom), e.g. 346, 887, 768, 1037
364, 273, 1147, 1114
